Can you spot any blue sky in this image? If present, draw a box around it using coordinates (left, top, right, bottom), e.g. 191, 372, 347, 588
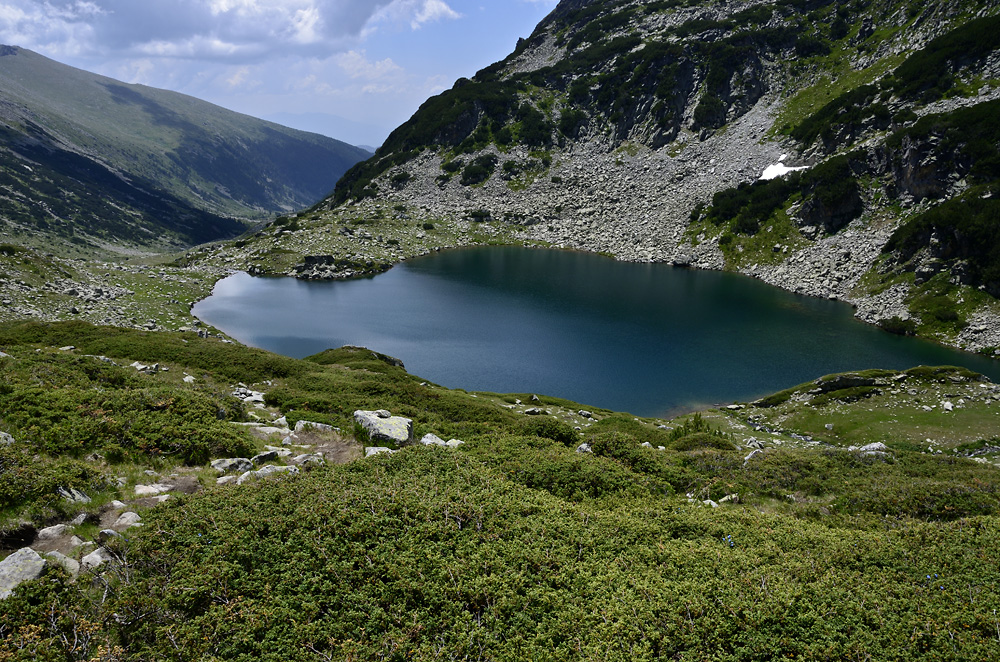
0, 1, 559, 147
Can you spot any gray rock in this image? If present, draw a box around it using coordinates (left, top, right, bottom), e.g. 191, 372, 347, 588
578, 410, 593, 419
36, 524, 71, 541
523, 408, 546, 416
294, 420, 334, 433
43, 551, 79, 579
133, 483, 171, 496
113, 512, 142, 529
575, 443, 593, 453
236, 464, 300, 485
354, 410, 413, 445
211, 458, 253, 474
97, 529, 120, 544
216, 475, 238, 486
419, 433, 447, 446
252, 426, 292, 438
0, 548, 47, 599
251, 450, 279, 466
0, 432, 13, 445
292, 453, 326, 466
364, 447, 396, 458
419, 433, 463, 448
56, 487, 91, 503
81, 547, 116, 571
858, 442, 892, 459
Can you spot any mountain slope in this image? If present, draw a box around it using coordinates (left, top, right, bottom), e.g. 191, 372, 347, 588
303, 0, 1000, 355
0, 46, 370, 251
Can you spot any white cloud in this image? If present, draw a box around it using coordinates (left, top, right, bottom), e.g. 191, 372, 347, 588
0, 0, 461, 62
368, 0, 460, 32
411, 0, 460, 28
334, 49, 401, 80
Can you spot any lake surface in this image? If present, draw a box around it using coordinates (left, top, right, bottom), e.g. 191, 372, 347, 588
193, 246, 1000, 417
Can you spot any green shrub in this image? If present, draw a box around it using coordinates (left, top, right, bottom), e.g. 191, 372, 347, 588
460, 154, 499, 186
519, 417, 579, 446
878, 316, 917, 336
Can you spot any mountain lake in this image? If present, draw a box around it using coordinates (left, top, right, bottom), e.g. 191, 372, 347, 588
192, 246, 1000, 417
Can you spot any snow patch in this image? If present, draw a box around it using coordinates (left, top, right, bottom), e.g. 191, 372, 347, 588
759, 163, 809, 180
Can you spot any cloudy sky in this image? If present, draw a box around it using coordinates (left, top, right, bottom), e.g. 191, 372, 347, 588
0, 0, 559, 147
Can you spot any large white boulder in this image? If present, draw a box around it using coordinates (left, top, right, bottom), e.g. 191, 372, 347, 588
354, 410, 412, 445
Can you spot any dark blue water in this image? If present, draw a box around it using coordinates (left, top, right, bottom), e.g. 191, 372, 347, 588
192, 247, 1000, 416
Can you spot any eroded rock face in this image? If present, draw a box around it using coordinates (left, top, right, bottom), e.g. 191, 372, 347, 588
0, 548, 46, 599
354, 410, 413, 445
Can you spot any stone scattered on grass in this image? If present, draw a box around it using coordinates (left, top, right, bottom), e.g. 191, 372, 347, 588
0, 548, 46, 599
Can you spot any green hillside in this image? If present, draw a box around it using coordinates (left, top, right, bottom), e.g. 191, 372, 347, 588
0, 322, 998, 660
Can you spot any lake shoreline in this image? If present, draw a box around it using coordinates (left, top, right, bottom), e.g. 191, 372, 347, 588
193, 246, 1000, 417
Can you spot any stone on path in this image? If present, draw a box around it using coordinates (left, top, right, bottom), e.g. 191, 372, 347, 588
113, 512, 142, 529
37, 524, 71, 541
294, 420, 335, 433
134, 483, 171, 497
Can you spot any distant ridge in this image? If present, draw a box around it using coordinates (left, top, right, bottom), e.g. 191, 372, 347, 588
0, 46, 370, 250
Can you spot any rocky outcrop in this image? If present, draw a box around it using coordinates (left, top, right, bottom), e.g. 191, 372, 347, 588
212, 458, 253, 474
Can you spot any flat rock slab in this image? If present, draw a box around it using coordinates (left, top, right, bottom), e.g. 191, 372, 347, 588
0, 548, 46, 599
354, 410, 412, 445
36, 524, 71, 541
249, 426, 293, 439
294, 420, 335, 433
134, 483, 171, 497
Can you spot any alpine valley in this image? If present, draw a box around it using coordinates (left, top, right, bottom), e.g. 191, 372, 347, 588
2, 1, 1000, 660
